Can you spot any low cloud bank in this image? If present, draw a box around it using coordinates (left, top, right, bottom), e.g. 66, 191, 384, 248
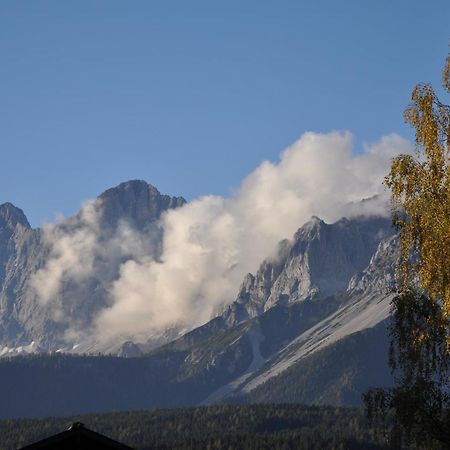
30, 131, 412, 346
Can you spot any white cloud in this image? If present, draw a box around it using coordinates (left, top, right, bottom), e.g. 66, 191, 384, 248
29, 200, 101, 320
29, 198, 159, 325
93, 131, 412, 344
29, 131, 412, 347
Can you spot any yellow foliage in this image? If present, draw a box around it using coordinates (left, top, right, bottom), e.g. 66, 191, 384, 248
384, 57, 450, 319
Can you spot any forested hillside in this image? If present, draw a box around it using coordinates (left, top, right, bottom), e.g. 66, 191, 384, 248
0, 404, 390, 450
242, 322, 391, 406
0, 322, 393, 419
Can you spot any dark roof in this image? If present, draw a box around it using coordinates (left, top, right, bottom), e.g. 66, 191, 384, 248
19, 422, 134, 450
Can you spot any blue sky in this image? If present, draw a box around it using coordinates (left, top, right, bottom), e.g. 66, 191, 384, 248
0, 1, 448, 226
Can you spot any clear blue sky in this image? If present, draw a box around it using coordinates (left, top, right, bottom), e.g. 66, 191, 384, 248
0, 1, 448, 226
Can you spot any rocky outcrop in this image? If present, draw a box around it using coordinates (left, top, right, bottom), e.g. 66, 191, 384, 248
223, 215, 392, 326
0, 182, 396, 378
97, 180, 186, 230
196, 228, 398, 404
0, 181, 185, 353
0, 206, 401, 416
0, 203, 44, 346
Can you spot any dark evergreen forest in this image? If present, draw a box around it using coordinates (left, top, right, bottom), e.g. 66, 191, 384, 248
0, 404, 391, 450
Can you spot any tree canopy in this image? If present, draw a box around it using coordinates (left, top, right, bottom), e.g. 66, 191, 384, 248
366, 56, 450, 449
384, 55, 450, 319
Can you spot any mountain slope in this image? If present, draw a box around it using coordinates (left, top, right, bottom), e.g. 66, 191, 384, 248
0, 180, 185, 355
0, 203, 44, 348
223, 216, 392, 326
0, 192, 398, 418
200, 231, 397, 404
242, 321, 392, 406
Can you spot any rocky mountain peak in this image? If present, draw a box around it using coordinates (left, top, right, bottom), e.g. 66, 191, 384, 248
293, 216, 325, 240
346, 234, 399, 295
223, 214, 393, 326
96, 179, 186, 229
0, 180, 188, 353
100, 179, 159, 200
0, 203, 30, 231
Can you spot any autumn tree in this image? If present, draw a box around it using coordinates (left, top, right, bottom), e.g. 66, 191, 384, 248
365, 56, 450, 448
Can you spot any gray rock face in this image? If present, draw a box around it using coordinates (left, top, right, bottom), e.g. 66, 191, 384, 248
0, 181, 186, 353
224, 215, 392, 326
0, 181, 396, 378
233, 234, 399, 398
0, 203, 44, 346
347, 234, 399, 295
0, 207, 400, 415
0, 202, 30, 230
0, 203, 32, 286
97, 180, 186, 230
198, 225, 398, 404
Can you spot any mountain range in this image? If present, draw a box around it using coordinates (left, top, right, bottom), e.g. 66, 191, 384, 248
0, 180, 397, 418
0, 180, 185, 355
